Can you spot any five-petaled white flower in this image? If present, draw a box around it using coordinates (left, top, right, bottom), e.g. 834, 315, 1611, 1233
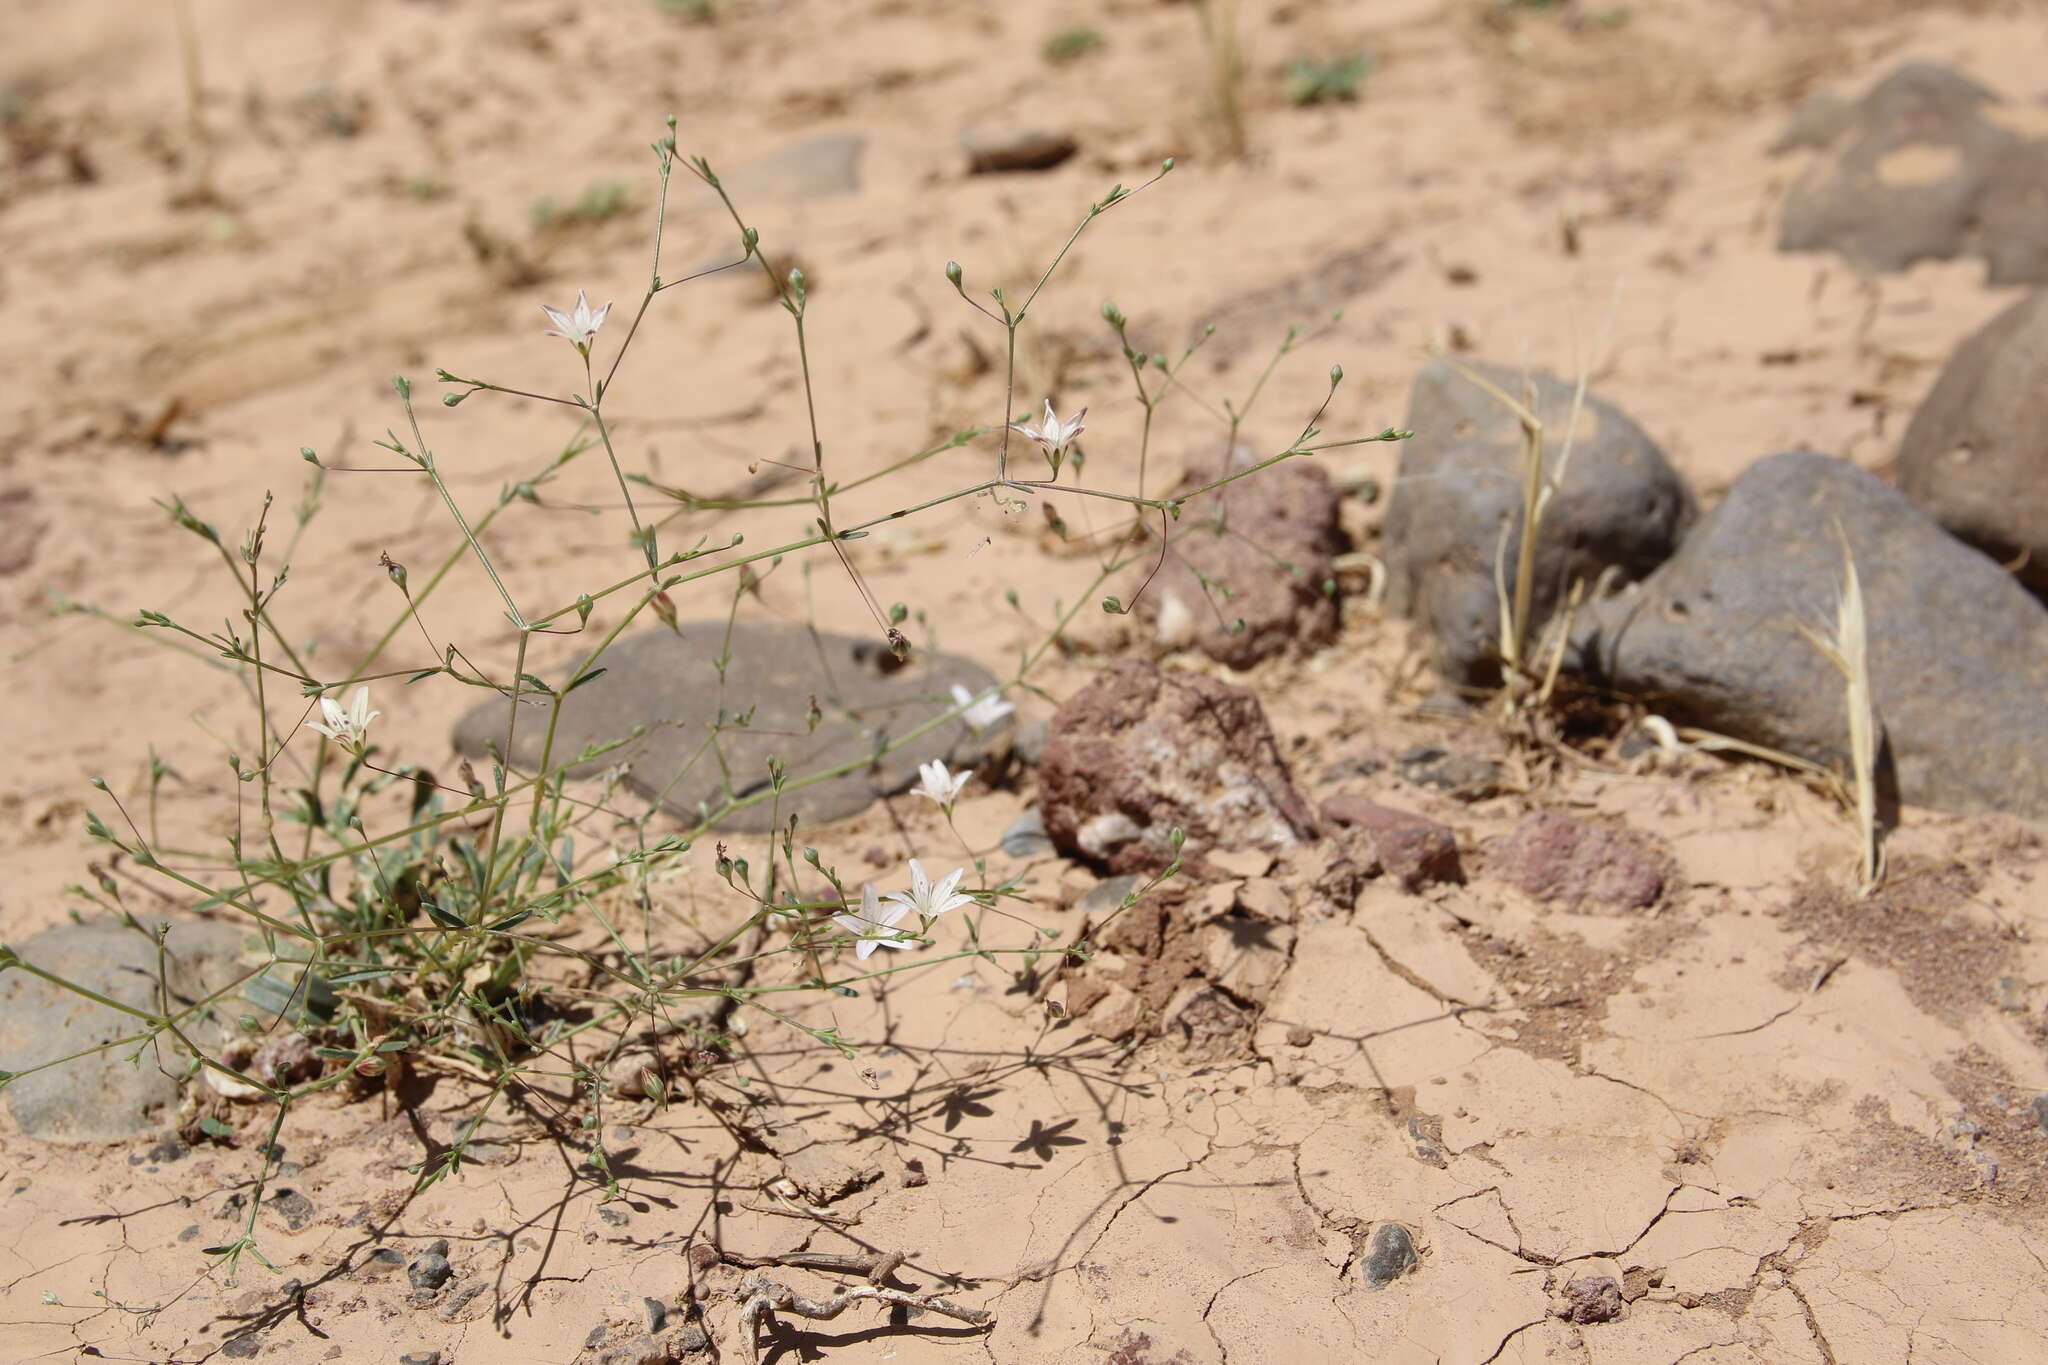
832, 884, 916, 961
1009, 398, 1086, 463
886, 859, 976, 922
540, 289, 612, 350
950, 683, 1014, 735
911, 759, 971, 813
306, 685, 379, 755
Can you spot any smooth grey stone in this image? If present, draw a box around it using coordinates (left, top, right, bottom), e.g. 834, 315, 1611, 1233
1359, 1222, 1417, 1289
642, 1296, 667, 1333
1896, 288, 2048, 599
1001, 809, 1053, 859
1570, 451, 2048, 819
721, 132, 864, 200
0, 918, 245, 1144
1384, 360, 1696, 688
1075, 874, 1144, 915
453, 622, 1005, 833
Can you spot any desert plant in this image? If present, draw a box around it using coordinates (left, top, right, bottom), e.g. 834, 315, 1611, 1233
1043, 24, 1104, 64
1286, 51, 1372, 106
12, 117, 1407, 1304
1193, 0, 1248, 161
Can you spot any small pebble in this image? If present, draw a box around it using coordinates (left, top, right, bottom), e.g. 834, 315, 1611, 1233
1358, 1222, 1417, 1289
642, 1296, 668, 1333
407, 1251, 453, 1292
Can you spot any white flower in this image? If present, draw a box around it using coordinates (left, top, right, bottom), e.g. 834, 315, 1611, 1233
1009, 398, 1086, 462
832, 884, 916, 961
306, 685, 379, 755
911, 759, 971, 813
949, 682, 1014, 735
540, 289, 612, 349
886, 859, 976, 922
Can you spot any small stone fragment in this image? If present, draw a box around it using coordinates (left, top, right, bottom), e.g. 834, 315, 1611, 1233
1083, 984, 1147, 1043
642, 1296, 668, 1333
398, 1353, 441, 1365
1560, 1274, 1625, 1324
1483, 811, 1663, 911
1235, 878, 1295, 924
1319, 795, 1462, 890
1396, 746, 1504, 800
1001, 809, 1054, 858
1358, 1222, 1418, 1289
358, 1247, 405, 1278
407, 1250, 454, 1293
2031, 1094, 2048, 1135
960, 127, 1078, 173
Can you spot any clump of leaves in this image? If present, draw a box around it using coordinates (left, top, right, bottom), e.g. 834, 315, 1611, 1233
655, 0, 717, 19
1286, 52, 1372, 106
1043, 25, 1104, 65
533, 180, 632, 231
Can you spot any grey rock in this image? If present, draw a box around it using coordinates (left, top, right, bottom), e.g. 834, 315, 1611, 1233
677, 1324, 712, 1354
398, 1354, 442, 1365
222, 1336, 261, 1359
1977, 140, 2048, 287
1012, 717, 1050, 767
358, 1247, 406, 1278
1777, 63, 2020, 277
1992, 976, 2027, 1012
1775, 62, 2048, 285
264, 1188, 316, 1232
1384, 360, 1696, 688
453, 623, 1004, 833
408, 1251, 454, 1292
959, 127, 1076, 174
2031, 1094, 2048, 1135
1134, 444, 1346, 667
1358, 1222, 1417, 1289
1396, 745, 1503, 800
0, 918, 246, 1143
1896, 288, 2048, 599
1000, 809, 1054, 859
1570, 451, 2048, 819
642, 1296, 668, 1334
1075, 873, 1144, 915
721, 132, 864, 200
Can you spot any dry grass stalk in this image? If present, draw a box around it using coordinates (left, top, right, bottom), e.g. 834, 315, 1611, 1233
1798, 538, 1885, 894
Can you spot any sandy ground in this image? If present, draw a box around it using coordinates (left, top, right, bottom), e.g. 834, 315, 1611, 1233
5, 0, 2048, 1361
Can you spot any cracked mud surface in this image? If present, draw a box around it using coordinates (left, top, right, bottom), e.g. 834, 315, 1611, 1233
7, 1, 2048, 1362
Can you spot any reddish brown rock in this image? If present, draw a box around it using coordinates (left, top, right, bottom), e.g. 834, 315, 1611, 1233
1037, 659, 1317, 874
1319, 794, 1462, 890
1484, 811, 1663, 911
1134, 445, 1345, 668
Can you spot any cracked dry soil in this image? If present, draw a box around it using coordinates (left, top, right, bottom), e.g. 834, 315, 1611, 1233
6, 0, 2048, 1362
